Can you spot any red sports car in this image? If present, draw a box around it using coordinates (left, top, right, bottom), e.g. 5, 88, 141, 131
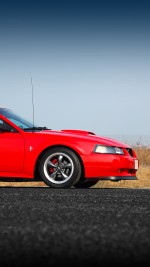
0, 108, 139, 188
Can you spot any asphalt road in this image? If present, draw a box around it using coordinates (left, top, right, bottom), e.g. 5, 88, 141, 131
0, 188, 150, 267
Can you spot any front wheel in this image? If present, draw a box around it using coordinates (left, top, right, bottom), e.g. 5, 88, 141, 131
74, 180, 98, 188
39, 147, 82, 188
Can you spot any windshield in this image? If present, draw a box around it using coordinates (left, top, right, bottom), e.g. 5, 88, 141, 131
0, 108, 37, 130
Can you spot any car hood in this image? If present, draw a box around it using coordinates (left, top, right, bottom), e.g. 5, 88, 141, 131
43, 129, 130, 148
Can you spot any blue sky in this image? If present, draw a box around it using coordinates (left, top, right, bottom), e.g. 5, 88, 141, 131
0, 0, 150, 145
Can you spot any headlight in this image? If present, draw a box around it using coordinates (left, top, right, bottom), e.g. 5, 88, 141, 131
94, 145, 124, 155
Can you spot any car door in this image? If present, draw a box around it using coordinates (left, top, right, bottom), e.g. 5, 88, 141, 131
0, 119, 24, 173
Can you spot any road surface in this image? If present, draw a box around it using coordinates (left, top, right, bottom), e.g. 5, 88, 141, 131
0, 188, 150, 267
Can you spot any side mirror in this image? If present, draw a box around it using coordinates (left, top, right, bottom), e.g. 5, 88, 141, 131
0, 128, 15, 132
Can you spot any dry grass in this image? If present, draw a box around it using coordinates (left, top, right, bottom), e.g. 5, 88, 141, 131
0, 181, 47, 187
134, 147, 150, 166
94, 166, 150, 188
0, 147, 150, 188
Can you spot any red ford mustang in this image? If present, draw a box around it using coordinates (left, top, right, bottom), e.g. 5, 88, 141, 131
0, 108, 139, 188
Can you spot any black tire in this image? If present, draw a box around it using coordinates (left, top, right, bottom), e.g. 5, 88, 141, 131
39, 147, 82, 188
74, 180, 98, 188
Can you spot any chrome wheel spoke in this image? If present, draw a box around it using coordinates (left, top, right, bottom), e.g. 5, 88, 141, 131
47, 161, 57, 168
62, 162, 72, 169
58, 155, 63, 165
60, 170, 68, 179
50, 170, 58, 179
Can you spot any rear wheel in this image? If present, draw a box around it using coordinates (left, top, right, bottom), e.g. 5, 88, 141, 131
39, 147, 82, 188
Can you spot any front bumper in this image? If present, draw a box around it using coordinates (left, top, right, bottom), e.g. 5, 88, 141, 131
81, 153, 139, 179
86, 176, 138, 181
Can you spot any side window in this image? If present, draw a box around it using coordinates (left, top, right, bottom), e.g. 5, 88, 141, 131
0, 119, 17, 132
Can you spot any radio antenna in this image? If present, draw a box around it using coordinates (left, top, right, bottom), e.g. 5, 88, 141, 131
31, 77, 35, 127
